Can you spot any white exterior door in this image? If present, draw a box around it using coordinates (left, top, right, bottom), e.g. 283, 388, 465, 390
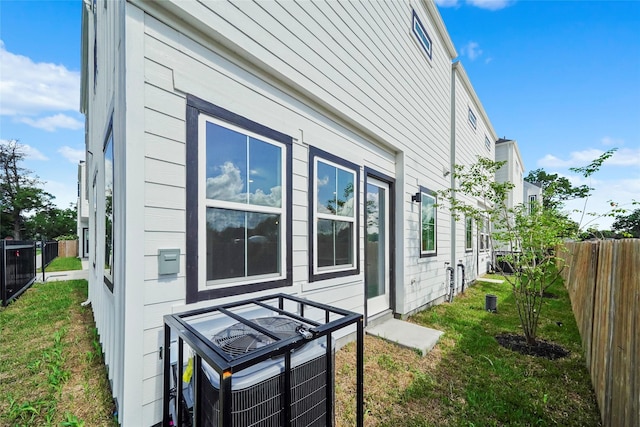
366, 178, 390, 316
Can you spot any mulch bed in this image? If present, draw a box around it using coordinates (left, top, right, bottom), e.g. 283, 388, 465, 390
495, 333, 569, 360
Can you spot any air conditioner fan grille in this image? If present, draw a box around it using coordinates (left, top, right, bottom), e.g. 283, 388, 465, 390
211, 317, 302, 358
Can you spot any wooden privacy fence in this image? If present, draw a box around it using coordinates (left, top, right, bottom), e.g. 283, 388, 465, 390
559, 239, 639, 427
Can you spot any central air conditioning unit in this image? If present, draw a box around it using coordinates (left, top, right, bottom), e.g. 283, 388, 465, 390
199, 316, 331, 427
163, 294, 364, 427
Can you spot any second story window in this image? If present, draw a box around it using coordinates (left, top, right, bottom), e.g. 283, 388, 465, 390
468, 108, 477, 130
412, 10, 433, 60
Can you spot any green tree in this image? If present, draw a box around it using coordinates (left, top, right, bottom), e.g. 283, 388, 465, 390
441, 157, 571, 346
24, 205, 77, 240
611, 208, 640, 238
0, 140, 54, 239
524, 168, 590, 211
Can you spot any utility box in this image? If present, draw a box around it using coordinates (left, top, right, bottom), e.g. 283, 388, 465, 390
158, 249, 180, 275
163, 293, 364, 427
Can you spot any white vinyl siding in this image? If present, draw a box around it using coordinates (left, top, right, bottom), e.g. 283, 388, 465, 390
84, 0, 497, 423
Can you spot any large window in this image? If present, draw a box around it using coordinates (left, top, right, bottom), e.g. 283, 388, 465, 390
465, 216, 473, 251
103, 128, 114, 291
309, 148, 359, 281
419, 186, 437, 257
186, 95, 292, 302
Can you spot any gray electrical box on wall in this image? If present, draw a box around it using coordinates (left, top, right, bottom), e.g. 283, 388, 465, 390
158, 249, 180, 275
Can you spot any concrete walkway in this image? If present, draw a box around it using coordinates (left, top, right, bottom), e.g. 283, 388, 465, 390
366, 318, 443, 356
476, 277, 504, 284
37, 259, 89, 282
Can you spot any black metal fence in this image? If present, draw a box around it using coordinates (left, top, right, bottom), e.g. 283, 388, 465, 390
42, 240, 58, 269
1, 240, 37, 307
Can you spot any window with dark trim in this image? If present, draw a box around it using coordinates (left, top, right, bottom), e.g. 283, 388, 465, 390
309, 147, 359, 282
468, 108, 477, 130
92, 172, 97, 270
419, 186, 437, 257
103, 127, 114, 292
479, 216, 490, 252
412, 10, 432, 60
529, 195, 538, 214
465, 216, 473, 251
485, 136, 491, 151
186, 95, 292, 303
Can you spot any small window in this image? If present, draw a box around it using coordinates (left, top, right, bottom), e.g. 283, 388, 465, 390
412, 10, 432, 60
103, 127, 114, 291
419, 186, 437, 257
309, 147, 359, 281
468, 108, 477, 130
479, 217, 490, 252
485, 136, 491, 151
529, 195, 538, 214
465, 216, 473, 251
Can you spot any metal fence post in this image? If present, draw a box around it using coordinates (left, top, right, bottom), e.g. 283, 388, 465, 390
42, 240, 46, 282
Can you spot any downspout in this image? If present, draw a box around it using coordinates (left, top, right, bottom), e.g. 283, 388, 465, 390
449, 62, 458, 300
446, 263, 455, 303
457, 260, 465, 294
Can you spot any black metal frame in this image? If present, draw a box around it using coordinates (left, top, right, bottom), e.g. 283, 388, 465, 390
1, 240, 37, 307
163, 293, 364, 427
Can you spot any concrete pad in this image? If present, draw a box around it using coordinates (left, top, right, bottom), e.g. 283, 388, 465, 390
366, 318, 443, 356
476, 277, 504, 284
36, 269, 89, 282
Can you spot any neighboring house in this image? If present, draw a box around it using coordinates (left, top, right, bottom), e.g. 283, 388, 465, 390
494, 138, 526, 254
451, 62, 497, 283
524, 180, 543, 214
80, 1, 505, 424
76, 160, 90, 258
495, 138, 525, 210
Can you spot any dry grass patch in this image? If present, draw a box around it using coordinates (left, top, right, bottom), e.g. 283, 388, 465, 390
335, 335, 447, 427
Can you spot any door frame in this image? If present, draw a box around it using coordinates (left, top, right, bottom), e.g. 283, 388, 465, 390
363, 167, 395, 325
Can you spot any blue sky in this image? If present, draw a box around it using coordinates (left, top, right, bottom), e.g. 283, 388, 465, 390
1, 0, 638, 229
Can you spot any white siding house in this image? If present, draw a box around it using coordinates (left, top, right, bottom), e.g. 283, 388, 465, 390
524, 180, 543, 214
451, 62, 497, 285
495, 138, 525, 210
76, 160, 90, 258
80, 1, 507, 424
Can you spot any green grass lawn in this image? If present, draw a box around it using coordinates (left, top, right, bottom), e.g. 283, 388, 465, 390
336, 275, 601, 426
1, 275, 599, 426
41, 256, 82, 272
0, 280, 115, 426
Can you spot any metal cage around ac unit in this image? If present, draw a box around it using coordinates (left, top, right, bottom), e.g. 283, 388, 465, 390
163, 293, 363, 427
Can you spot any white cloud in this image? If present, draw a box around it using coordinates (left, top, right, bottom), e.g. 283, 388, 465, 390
0, 40, 80, 116
461, 41, 483, 61
205, 161, 282, 214
0, 139, 48, 161
58, 146, 85, 163
466, 0, 514, 11
563, 177, 640, 230
601, 136, 624, 147
537, 148, 640, 169
18, 114, 84, 132
435, 0, 460, 7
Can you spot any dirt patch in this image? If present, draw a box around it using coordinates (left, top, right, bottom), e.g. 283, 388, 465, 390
495, 333, 569, 360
